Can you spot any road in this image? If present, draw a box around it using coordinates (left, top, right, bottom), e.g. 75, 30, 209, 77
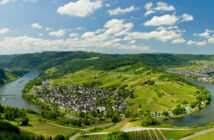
69, 123, 113, 140
180, 128, 214, 140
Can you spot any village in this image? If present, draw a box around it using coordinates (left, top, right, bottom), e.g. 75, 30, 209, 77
168, 63, 214, 82
32, 81, 129, 113
31, 79, 209, 120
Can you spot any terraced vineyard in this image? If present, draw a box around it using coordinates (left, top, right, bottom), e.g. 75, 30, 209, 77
76, 135, 106, 140
76, 130, 194, 140
47, 64, 202, 113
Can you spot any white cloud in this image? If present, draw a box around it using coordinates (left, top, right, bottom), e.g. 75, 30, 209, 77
46, 27, 51, 31
208, 36, 214, 44
112, 43, 149, 51
48, 29, 66, 37
182, 13, 194, 22
155, 2, 175, 11
128, 40, 136, 44
69, 33, 79, 38
107, 6, 139, 15
31, 23, 42, 29
194, 29, 212, 38
187, 40, 207, 46
104, 19, 133, 36
0, 35, 149, 54
57, 0, 102, 17
81, 32, 94, 38
124, 29, 183, 43
192, 29, 214, 45
145, 10, 156, 17
0, 0, 38, 4
144, 2, 175, 16
0, 0, 10, 4
124, 22, 186, 44
105, 3, 110, 7
172, 38, 186, 44
0, 28, 10, 34
144, 14, 179, 26
145, 2, 153, 10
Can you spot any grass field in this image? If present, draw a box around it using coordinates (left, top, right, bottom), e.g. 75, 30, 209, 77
46, 65, 199, 113
76, 130, 194, 140
188, 132, 214, 140
20, 114, 78, 138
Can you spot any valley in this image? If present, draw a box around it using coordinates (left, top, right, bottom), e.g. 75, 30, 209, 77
0, 52, 214, 140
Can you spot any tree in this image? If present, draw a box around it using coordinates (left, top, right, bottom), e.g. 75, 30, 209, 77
112, 115, 119, 123
54, 135, 65, 140
0, 104, 4, 113
172, 104, 185, 115
17, 117, 29, 126
83, 118, 91, 126
141, 116, 159, 127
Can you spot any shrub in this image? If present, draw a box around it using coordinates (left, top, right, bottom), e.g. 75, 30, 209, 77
141, 116, 159, 127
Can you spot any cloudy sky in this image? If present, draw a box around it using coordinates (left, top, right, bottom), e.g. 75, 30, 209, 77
0, 0, 213, 54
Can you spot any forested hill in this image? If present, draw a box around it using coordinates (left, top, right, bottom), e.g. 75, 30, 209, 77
0, 51, 110, 71
0, 51, 213, 72
0, 54, 18, 62
0, 69, 18, 85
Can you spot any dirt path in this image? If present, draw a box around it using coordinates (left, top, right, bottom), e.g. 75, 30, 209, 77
47, 122, 77, 130
180, 128, 214, 140
69, 123, 113, 140
80, 123, 113, 131
122, 127, 191, 132
69, 133, 80, 140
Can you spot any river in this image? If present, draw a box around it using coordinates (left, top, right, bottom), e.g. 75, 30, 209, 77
0, 72, 40, 112
1, 72, 214, 126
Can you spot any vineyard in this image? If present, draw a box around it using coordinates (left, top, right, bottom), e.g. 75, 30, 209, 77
76, 130, 194, 140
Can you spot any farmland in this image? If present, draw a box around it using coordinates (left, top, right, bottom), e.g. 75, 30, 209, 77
19, 114, 78, 138
48, 64, 201, 113
76, 129, 194, 140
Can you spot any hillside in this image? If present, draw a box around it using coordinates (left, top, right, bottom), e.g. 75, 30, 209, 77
0, 51, 214, 72
0, 54, 18, 62
0, 51, 109, 71
0, 68, 18, 85
24, 63, 209, 115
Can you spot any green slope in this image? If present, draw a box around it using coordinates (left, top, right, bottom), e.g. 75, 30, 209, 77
27, 64, 207, 113
1, 51, 214, 72
0, 69, 18, 85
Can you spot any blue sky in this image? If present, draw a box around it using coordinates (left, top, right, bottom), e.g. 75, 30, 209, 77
0, 0, 213, 54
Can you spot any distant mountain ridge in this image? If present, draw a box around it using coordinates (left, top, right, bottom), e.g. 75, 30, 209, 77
0, 51, 213, 71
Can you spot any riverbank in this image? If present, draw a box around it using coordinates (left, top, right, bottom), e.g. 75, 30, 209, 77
162, 80, 214, 127
0, 72, 40, 111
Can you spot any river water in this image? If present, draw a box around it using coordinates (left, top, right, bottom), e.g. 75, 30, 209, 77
1, 72, 214, 126
0, 72, 40, 112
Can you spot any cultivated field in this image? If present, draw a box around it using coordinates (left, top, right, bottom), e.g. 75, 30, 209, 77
76, 129, 194, 140
50, 65, 199, 113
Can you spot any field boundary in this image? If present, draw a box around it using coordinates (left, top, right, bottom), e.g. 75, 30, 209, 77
180, 128, 214, 140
